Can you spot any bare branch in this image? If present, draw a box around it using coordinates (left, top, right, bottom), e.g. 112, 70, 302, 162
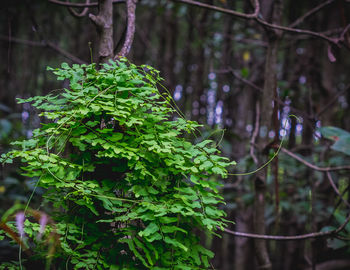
220, 211, 350, 240
115, 0, 137, 58
67, 0, 91, 17
172, 0, 339, 46
339, 23, 350, 44
289, 0, 336, 28
0, 35, 86, 64
0, 35, 43, 46
173, 0, 259, 19
255, 17, 338, 45
228, 67, 262, 92
48, 0, 124, 7
46, 41, 87, 64
281, 148, 350, 172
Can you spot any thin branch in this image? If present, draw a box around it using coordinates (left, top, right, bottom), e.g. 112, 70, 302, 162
0, 35, 43, 46
173, 0, 339, 46
46, 41, 87, 64
326, 172, 350, 208
48, 0, 124, 7
338, 23, 350, 49
0, 35, 86, 64
67, 0, 91, 17
221, 211, 350, 240
173, 0, 259, 19
289, 0, 336, 28
255, 17, 338, 45
228, 67, 262, 92
281, 147, 350, 172
115, 0, 137, 58
340, 24, 350, 40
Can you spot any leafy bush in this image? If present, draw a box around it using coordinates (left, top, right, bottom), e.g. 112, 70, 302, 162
1, 60, 235, 269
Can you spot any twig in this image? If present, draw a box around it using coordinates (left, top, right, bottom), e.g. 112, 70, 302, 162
220, 211, 350, 240
0, 35, 86, 64
281, 148, 350, 172
326, 172, 350, 208
289, 0, 336, 28
115, 0, 137, 58
48, 0, 124, 7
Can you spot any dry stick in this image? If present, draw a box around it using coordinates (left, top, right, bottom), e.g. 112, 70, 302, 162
115, 0, 137, 58
289, 0, 336, 28
221, 211, 350, 240
0, 35, 86, 64
48, 0, 124, 7
281, 148, 350, 172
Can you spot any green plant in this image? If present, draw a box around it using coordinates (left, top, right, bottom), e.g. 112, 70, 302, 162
1, 59, 235, 269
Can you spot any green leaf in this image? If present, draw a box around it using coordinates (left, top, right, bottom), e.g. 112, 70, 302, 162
139, 222, 159, 237
164, 236, 188, 251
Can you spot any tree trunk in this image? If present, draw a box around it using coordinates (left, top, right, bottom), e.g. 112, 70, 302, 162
254, 0, 283, 269
89, 0, 114, 64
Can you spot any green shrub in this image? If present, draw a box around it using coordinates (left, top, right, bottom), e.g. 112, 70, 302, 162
1, 59, 235, 269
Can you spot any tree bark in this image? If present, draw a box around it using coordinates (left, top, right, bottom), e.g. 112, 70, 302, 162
254, 0, 282, 269
115, 0, 137, 58
89, 0, 114, 64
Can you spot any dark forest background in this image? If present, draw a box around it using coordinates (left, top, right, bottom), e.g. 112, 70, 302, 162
1, 0, 350, 269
